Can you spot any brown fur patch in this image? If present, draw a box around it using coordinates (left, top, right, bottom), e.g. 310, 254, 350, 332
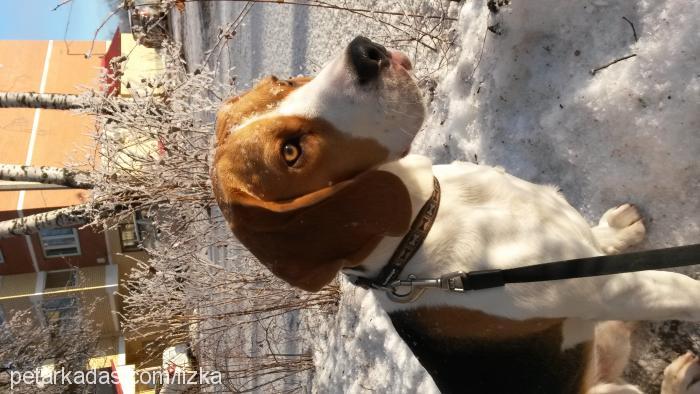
390, 308, 593, 393
593, 321, 635, 384
214, 170, 412, 291
407, 306, 564, 340
215, 75, 312, 144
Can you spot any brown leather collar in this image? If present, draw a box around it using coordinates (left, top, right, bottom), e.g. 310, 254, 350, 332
351, 177, 441, 289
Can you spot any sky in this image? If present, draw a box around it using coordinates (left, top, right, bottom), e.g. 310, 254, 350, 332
0, 0, 122, 40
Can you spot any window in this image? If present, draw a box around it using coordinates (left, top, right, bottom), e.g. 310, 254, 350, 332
38, 228, 81, 258
119, 211, 154, 252
44, 270, 77, 289
41, 297, 78, 333
0, 248, 4, 264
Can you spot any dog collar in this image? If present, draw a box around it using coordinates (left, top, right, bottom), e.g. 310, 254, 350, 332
350, 177, 441, 294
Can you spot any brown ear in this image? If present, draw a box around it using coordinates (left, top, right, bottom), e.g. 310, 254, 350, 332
219, 170, 413, 291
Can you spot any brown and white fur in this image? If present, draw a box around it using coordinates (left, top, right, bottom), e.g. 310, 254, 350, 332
211, 37, 700, 393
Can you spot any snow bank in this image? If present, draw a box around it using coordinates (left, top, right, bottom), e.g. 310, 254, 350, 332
306, 281, 438, 393
417, 0, 699, 248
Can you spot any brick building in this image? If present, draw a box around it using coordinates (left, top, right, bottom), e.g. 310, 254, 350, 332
0, 35, 163, 394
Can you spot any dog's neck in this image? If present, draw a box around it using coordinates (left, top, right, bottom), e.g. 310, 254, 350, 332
343, 154, 435, 280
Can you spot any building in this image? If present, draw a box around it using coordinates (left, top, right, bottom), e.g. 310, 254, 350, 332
0, 34, 169, 393
0, 39, 111, 276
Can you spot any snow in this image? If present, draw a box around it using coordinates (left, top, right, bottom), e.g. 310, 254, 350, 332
305, 280, 438, 393
417, 0, 700, 250
172, 0, 699, 392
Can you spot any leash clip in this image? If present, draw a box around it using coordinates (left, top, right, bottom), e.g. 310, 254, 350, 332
385, 272, 466, 303
386, 275, 434, 303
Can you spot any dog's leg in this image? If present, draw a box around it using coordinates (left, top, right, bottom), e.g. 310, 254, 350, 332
468, 270, 700, 322
586, 271, 700, 321
661, 352, 700, 394
594, 321, 635, 383
592, 204, 646, 254
587, 383, 643, 394
585, 322, 642, 394
587, 349, 700, 394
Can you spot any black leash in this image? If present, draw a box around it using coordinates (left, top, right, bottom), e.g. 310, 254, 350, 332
373, 243, 700, 303
453, 243, 700, 291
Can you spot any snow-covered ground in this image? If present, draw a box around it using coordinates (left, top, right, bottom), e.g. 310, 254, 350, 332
421, 0, 699, 248
173, 0, 699, 392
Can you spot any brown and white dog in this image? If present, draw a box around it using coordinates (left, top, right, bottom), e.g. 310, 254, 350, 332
211, 36, 700, 393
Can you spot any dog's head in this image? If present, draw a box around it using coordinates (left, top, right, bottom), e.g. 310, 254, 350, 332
212, 36, 425, 291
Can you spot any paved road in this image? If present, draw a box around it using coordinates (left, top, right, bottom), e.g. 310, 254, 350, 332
170, 5, 321, 391
168, 1, 412, 88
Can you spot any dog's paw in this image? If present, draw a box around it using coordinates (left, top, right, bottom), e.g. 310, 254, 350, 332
661, 352, 700, 394
600, 204, 642, 229
592, 204, 646, 254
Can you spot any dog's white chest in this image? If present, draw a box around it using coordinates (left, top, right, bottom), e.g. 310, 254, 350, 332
375, 159, 603, 318
420, 161, 601, 274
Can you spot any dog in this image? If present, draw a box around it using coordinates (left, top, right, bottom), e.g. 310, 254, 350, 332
211, 36, 700, 393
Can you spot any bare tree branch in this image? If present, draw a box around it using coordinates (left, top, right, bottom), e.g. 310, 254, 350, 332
168, 0, 457, 21
0, 205, 92, 239
51, 0, 74, 12
0, 164, 94, 189
0, 91, 86, 109
85, 3, 125, 59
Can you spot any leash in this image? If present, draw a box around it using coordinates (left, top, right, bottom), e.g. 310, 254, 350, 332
349, 177, 700, 303
382, 244, 700, 303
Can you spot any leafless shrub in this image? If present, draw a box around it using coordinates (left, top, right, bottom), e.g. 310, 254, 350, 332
119, 227, 339, 391
71, 41, 340, 391
0, 298, 101, 394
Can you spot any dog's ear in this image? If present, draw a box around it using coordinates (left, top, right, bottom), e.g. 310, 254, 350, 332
218, 170, 412, 291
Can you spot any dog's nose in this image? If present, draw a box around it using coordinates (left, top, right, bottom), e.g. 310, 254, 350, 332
348, 36, 390, 84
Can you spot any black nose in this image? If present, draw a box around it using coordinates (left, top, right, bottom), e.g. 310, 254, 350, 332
348, 36, 389, 84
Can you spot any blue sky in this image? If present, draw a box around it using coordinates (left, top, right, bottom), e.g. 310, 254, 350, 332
0, 0, 121, 40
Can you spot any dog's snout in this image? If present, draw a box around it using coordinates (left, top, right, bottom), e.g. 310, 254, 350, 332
348, 36, 389, 84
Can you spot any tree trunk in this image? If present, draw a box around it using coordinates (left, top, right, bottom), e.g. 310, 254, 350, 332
0, 205, 91, 239
0, 164, 93, 189
0, 92, 85, 110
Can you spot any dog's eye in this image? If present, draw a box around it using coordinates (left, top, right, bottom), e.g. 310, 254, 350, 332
281, 140, 302, 166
